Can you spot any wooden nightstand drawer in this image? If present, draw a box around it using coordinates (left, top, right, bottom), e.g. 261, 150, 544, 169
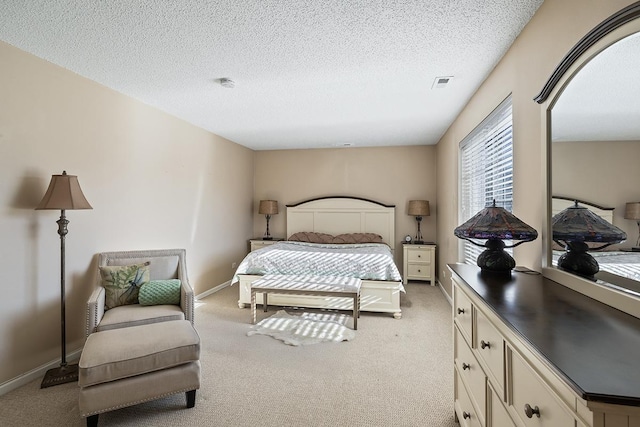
407, 263, 430, 278
406, 247, 432, 263
249, 239, 283, 251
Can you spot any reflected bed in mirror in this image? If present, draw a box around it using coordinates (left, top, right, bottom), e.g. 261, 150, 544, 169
537, 3, 640, 317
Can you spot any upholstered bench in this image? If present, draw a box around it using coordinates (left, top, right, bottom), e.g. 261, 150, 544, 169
251, 274, 362, 329
78, 320, 200, 427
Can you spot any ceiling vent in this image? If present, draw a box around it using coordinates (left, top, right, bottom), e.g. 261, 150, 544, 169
432, 76, 453, 89
218, 78, 235, 88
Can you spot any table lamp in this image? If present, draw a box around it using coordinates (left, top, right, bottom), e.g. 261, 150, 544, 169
258, 200, 278, 240
408, 200, 430, 244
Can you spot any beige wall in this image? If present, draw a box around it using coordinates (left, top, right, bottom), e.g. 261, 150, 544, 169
0, 41, 254, 385
253, 146, 437, 265
435, 0, 637, 299
553, 140, 640, 244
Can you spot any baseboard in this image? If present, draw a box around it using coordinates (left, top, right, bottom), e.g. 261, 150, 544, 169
437, 279, 453, 306
0, 348, 82, 396
196, 280, 231, 300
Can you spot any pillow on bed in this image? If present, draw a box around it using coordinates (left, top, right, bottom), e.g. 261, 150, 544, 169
332, 233, 384, 244
288, 231, 335, 244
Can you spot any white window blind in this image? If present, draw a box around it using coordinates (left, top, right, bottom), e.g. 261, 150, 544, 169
459, 96, 513, 266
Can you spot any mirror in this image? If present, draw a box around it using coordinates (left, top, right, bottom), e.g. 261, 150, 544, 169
551, 31, 640, 295
537, 3, 640, 315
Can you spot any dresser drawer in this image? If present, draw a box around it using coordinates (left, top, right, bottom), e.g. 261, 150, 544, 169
488, 382, 515, 427
455, 370, 483, 427
509, 349, 575, 427
455, 327, 486, 425
476, 309, 505, 394
454, 285, 473, 342
407, 263, 430, 278
406, 247, 432, 263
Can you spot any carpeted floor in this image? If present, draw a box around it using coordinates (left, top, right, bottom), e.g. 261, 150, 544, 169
0, 282, 456, 426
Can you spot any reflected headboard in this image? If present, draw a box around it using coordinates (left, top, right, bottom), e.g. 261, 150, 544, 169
552, 196, 615, 224
286, 196, 396, 245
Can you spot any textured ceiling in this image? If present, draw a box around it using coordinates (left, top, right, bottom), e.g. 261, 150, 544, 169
552, 31, 640, 142
1, 0, 543, 150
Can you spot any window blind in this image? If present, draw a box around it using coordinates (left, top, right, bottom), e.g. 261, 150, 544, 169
459, 96, 513, 265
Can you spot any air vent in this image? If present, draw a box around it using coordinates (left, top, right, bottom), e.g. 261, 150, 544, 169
432, 76, 453, 89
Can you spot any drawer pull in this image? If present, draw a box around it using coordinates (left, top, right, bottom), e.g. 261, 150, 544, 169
417, 269, 421, 272
418, 254, 421, 258
463, 412, 471, 420
462, 362, 470, 370
524, 404, 540, 418
457, 308, 465, 314
480, 340, 491, 349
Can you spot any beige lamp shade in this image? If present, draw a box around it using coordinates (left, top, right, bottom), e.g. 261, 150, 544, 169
258, 200, 278, 215
408, 200, 430, 217
35, 171, 92, 210
624, 202, 640, 220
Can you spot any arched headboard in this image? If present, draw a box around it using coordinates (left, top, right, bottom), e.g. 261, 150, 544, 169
286, 196, 396, 245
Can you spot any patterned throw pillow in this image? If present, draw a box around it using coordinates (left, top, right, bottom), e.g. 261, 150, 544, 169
138, 279, 181, 306
99, 262, 150, 309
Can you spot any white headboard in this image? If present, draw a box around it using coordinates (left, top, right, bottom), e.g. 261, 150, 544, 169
286, 197, 395, 245
552, 196, 615, 224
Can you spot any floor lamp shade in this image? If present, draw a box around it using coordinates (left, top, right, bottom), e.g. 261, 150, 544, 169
35, 171, 91, 388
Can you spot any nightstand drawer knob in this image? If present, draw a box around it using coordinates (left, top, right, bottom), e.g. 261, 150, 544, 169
462, 362, 470, 370
481, 340, 491, 349
417, 254, 421, 258
457, 308, 465, 314
463, 412, 471, 420
524, 404, 540, 418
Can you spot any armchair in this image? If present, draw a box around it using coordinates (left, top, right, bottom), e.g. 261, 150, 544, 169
86, 248, 194, 337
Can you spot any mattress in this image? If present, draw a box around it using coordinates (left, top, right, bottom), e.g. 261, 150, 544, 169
232, 241, 403, 285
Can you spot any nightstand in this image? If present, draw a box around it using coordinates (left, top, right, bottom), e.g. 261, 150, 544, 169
402, 243, 436, 285
249, 238, 284, 252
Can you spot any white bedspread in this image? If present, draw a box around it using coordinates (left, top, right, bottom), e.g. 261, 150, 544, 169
232, 241, 403, 285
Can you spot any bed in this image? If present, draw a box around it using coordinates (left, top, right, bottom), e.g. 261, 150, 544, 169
233, 196, 405, 319
552, 196, 640, 284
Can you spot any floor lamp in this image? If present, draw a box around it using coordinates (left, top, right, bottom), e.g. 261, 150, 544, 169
36, 171, 92, 388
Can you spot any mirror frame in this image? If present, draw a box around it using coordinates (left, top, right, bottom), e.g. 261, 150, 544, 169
537, 2, 640, 318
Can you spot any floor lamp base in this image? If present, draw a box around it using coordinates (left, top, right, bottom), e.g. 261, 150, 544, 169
41, 363, 78, 388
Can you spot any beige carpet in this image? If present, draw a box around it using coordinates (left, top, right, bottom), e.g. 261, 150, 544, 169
0, 282, 456, 426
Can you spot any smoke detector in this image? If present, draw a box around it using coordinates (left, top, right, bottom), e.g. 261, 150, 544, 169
219, 78, 235, 88
432, 76, 453, 89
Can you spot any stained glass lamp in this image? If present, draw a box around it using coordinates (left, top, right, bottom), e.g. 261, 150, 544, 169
454, 200, 538, 273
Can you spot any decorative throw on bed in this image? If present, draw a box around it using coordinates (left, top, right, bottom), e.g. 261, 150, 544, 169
232, 241, 402, 285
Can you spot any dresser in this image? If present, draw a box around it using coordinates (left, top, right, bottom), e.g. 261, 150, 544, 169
449, 263, 640, 427
402, 243, 436, 285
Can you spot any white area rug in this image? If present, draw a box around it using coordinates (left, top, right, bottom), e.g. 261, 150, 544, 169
248, 310, 355, 346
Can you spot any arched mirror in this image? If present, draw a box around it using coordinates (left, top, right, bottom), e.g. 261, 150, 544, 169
537, 2, 640, 317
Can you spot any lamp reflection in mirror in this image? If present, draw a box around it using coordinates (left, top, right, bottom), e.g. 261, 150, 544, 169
553, 201, 626, 278
408, 200, 430, 244
258, 200, 278, 240
624, 202, 640, 250
454, 200, 538, 273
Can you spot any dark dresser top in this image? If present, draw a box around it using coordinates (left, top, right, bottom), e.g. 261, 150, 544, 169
449, 263, 640, 406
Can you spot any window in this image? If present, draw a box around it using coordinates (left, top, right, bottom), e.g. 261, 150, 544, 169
459, 96, 513, 265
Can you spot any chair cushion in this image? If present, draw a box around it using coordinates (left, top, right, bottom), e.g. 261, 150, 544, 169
139, 279, 181, 306
96, 304, 184, 332
79, 320, 200, 387
99, 262, 150, 309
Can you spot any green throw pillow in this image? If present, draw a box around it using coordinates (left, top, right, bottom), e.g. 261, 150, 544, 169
139, 279, 181, 306
99, 262, 150, 309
